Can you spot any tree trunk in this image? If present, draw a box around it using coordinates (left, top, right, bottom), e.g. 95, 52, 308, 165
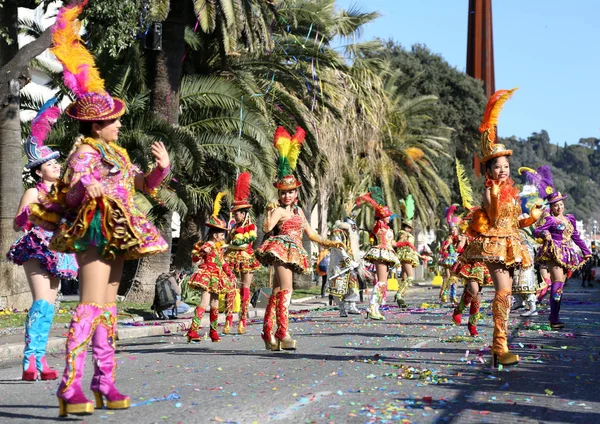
295, 196, 314, 290
316, 181, 330, 237
129, 0, 189, 301
172, 210, 204, 270
0, 1, 29, 310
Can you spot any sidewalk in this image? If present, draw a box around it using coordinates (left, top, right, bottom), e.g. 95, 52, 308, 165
0, 294, 331, 363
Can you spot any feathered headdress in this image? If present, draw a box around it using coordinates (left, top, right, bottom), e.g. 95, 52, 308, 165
51, 0, 125, 121
24, 98, 61, 169
518, 165, 567, 204
444, 204, 462, 228
399, 194, 415, 227
479, 88, 517, 163
273, 126, 305, 190
231, 172, 252, 211
455, 159, 474, 210
355, 187, 391, 219
206, 191, 228, 230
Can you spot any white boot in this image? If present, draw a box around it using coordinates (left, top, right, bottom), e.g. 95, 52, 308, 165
347, 302, 361, 314
339, 301, 348, 317
521, 299, 538, 316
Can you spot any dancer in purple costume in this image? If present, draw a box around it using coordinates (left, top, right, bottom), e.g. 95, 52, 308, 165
522, 166, 591, 329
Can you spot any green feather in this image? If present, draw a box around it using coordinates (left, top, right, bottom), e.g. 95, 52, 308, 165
277, 157, 292, 180
368, 187, 386, 206
405, 194, 415, 220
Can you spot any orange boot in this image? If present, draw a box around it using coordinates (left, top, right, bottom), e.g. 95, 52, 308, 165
491, 289, 519, 367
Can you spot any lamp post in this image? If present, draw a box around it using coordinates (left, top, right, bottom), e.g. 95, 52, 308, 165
593, 220, 598, 266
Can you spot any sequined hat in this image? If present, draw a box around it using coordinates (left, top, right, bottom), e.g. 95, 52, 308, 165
24, 98, 61, 169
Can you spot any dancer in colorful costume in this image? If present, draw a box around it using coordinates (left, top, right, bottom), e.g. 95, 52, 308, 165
224, 172, 260, 334
256, 127, 342, 350
43, 2, 170, 415
438, 205, 461, 304
6, 99, 78, 381
357, 187, 399, 320
460, 89, 543, 367
326, 213, 365, 317
186, 193, 237, 343
522, 166, 591, 329
451, 160, 492, 336
395, 195, 420, 308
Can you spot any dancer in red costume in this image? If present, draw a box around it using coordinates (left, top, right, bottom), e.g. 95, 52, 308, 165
460, 89, 543, 367
256, 127, 342, 351
186, 193, 237, 343
41, 2, 171, 416
224, 172, 261, 334
357, 187, 399, 320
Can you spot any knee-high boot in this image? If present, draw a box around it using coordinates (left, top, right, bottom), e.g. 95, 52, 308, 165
186, 305, 206, 342
238, 287, 251, 334
209, 307, 221, 342
491, 289, 519, 368
262, 292, 277, 350
274, 289, 296, 350
367, 282, 386, 320
449, 276, 459, 304
549, 281, 565, 329
90, 303, 130, 410
467, 294, 481, 336
223, 289, 236, 334
57, 303, 102, 417
452, 289, 474, 325
23, 299, 59, 381
439, 277, 449, 302
396, 277, 411, 308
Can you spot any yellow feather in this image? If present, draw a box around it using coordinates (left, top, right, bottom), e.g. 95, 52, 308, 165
212, 191, 227, 217
518, 167, 536, 175
455, 159, 474, 210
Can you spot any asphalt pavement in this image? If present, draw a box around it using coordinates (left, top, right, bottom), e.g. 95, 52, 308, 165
0, 281, 598, 423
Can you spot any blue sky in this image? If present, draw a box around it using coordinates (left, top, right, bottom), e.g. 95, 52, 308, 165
335, 0, 599, 146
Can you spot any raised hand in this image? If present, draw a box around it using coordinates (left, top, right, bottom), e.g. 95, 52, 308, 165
151, 141, 170, 170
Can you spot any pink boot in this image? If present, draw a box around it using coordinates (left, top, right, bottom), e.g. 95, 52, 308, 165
57, 303, 102, 417
90, 303, 130, 410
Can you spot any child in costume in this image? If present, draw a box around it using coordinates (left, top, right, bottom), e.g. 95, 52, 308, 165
523, 166, 591, 329
224, 172, 260, 335
186, 193, 237, 343
438, 205, 461, 304
7, 99, 78, 381
42, 2, 171, 416
460, 89, 543, 367
451, 161, 493, 336
394, 195, 420, 308
256, 127, 342, 351
357, 187, 399, 320
326, 213, 365, 317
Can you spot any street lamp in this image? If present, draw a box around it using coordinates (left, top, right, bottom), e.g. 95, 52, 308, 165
593, 220, 598, 266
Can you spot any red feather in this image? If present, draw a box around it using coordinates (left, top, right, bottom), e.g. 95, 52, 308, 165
234, 171, 251, 203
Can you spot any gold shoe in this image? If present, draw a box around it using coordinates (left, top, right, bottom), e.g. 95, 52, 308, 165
264, 336, 277, 350
492, 352, 520, 368
58, 397, 94, 417
238, 322, 246, 335
278, 336, 297, 351
93, 392, 130, 410
223, 321, 231, 334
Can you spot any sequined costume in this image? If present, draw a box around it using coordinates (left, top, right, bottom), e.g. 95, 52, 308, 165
364, 220, 399, 267
256, 212, 310, 274
396, 230, 419, 267
7, 183, 78, 279
48, 138, 169, 260
439, 235, 459, 268
452, 237, 492, 287
533, 212, 590, 270
189, 241, 236, 294
225, 222, 261, 273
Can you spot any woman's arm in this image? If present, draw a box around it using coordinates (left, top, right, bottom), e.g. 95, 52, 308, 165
65, 144, 104, 208
301, 210, 343, 248
531, 212, 552, 240
13, 188, 38, 231
568, 215, 592, 257
134, 141, 171, 193
262, 204, 283, 233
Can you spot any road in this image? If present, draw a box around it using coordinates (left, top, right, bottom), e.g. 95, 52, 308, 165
0, 283, 599, 423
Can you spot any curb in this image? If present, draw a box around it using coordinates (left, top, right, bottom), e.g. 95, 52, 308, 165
0, 297, 326, 362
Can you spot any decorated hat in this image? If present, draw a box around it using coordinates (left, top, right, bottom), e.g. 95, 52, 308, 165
445, 204, 462, 229
24, 98, 61, 169
231, 171, 252, 211
518, 165, 567, 204
273, 126, 305, 190
355, 187, 392, 219
479, 88, 517, 163
51, 0, 125, 122
206, 192, 228, 230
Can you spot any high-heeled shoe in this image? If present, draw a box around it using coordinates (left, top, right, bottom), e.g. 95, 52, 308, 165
238, 321, 246, 335
22, 355, 38, 381
186, 330, 202, 343
40, 356, 59, 380
187, 306, 206, 343
58, 397, 94, 417
366, 304, 385, 320
467, 323, 478, 337
492, 351, 519, 368
223, 320, 231, 335
276, 336, 297, 351
93, 391, 130, 410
